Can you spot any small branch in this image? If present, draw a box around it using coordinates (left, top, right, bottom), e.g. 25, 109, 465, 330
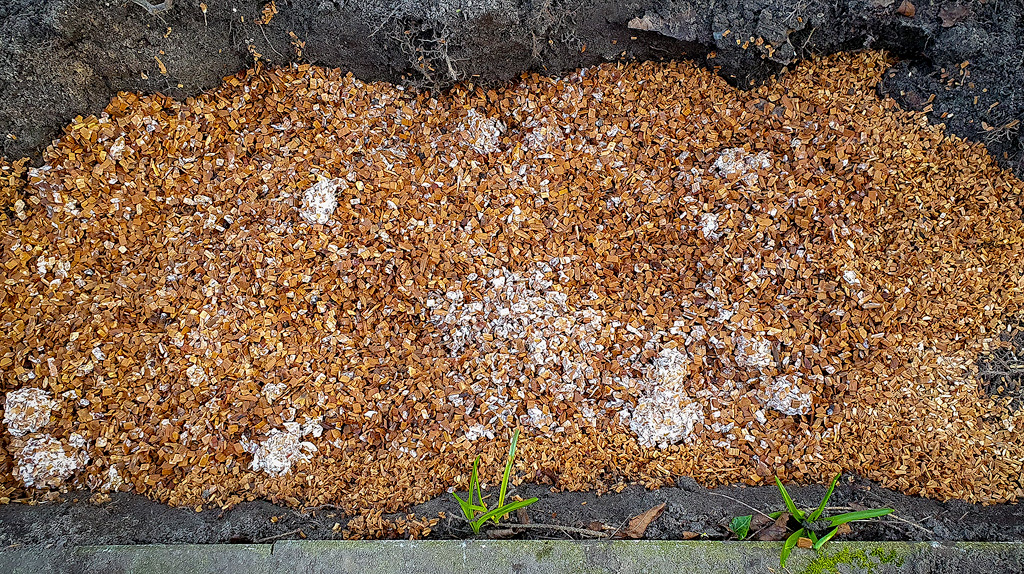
131, 0, 173, 15
255, 528, 304, 543
705, 492, 774, 520
301, 504, 343, 514
502, 522, 610, 538
884, 513, 934, 535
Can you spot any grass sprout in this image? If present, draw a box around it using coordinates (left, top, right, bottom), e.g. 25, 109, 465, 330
452, 429, 539, 534
774, 474, 893, 567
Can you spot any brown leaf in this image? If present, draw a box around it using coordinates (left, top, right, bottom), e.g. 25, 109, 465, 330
516, 507, 531, 524
617, 502, 667, 539
750, 513, 774, 531
939, 5, 970, 27
897, 0, 915, 17
681, 531, 700, 540
757, 513, 790, 541
836, 523, 853, 536
797, 536, 813, 549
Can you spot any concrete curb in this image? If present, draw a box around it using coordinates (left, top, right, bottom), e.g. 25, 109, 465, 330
1, 541, 1021, 573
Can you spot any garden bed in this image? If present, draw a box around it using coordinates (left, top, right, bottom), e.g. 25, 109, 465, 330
1, 3, 1024, 562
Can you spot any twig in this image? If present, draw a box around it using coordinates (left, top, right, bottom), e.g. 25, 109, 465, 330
130, 0, 173, 15
451, 513, 609, 539
884, 513, 934, 535
606, 518, 630, 540
705, 492, 774, 520
302, 504, 343, 514
255, 528, 303, 543
503, 522, 610, 538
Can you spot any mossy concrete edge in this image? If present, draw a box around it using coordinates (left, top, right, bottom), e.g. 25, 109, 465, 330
0, 541, 1020, 574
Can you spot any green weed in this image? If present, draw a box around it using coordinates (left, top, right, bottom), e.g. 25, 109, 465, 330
774, 474, 893, 568
452, 428, 539, 534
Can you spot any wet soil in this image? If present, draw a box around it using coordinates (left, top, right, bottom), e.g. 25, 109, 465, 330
1, 475, 1021, 546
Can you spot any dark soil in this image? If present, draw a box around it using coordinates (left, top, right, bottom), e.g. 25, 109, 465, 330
3, 0, 1024, 179
1, 475, 1021, 545
977, 320, 1024, 411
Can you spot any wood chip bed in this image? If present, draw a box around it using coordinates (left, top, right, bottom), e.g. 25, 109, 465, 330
1, 52, 1022, 523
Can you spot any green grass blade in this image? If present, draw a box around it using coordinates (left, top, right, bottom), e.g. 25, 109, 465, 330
775, 476, 804, 521
471, 456, 485, 511
768, 510, 784, 519
813, 527, 840, 550
828, 508, 893, 527
780, 528, 804, 568
729, 515, 752, 540
806, 530, 819, 544
471, 498, 539, 530
808, 473, 841, 522
452, 492, 475, 522
495, 429, 521, 524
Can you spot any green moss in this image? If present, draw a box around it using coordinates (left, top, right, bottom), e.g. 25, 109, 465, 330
534, 543, 553, 561
798, 545, 904, 574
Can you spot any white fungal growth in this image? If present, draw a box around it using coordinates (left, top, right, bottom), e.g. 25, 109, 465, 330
464, 424, 493, 442
262, 382, 288, 403
299, 178, 341, 225
629, 348, 705, 448
244, 422, 318, 476
761, 375, 813, 415
459, 109, 506, 154
700, 212, 720, 240
712, 147, 772, 187
3, 388, 56, 436
735, 334, 773, 369
521, 115, 563, 151
842, 270, 861, 287
13, 434, 89, 488
185, 363, 208, 387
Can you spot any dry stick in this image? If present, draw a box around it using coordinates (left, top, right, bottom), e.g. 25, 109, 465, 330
505, 523, 610, 539
705, 491, 774, 520
884, 513, 934, 535
302, 504, 344, 514
255, 528, 304, 543
452, 514, 608, 539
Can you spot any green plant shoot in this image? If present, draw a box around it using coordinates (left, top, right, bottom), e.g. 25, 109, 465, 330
774, 473, 893, 568
451, 428, 539, 534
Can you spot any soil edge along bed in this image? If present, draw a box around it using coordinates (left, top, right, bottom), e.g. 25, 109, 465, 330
3, 0, 1024, 178
1, 51, 1023, 520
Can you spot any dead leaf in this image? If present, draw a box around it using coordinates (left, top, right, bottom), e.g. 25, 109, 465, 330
757, 513, 790, 541
617, 502, 666, 539
681, 531, 700, 540
750, 513, 774, 531
836, 523, 853, 536
586, 521, 608, 532
487, 528, 516, 539
797, 536, 813, 549
516, 507, 531, 524
897, 0, 915, 17
939, 5, 970, 27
